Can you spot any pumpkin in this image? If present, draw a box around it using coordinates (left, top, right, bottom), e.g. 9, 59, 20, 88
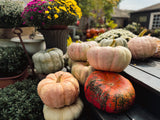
152, 37, 160, 58
32, 48, 64, 74
99, 38, 128, 47
37, 71, 79, 108
84, 71, 135, 113
67, 41, 98, 61
128, 36, 157, 59
87, 46, 131, 72
71, 62, 95, 85
43, 98, 83, 120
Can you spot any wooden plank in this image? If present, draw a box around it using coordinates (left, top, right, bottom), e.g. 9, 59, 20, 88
126, 104, 160, 120
123, 65, 160, 94
91, 105, 130, 120
130, 59, 160, 78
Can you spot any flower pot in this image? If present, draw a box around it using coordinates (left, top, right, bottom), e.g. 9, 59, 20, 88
38, 29, 69, 53
0, 27, 35, 39
10, 35, 46, 55
0, 68, 28, 88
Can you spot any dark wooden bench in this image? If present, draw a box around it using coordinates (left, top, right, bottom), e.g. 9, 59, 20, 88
78, 58, 160, 120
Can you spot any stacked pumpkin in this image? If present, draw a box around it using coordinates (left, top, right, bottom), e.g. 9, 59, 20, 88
37, 71, 84, 120
67, 39, 136, 113
67, 41, 98, 85
32, 48, 84, 120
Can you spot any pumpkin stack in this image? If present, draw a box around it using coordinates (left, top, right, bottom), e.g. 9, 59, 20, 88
67, 41, 98, 85
37, 71, 84, 120
83, 40, 136, 113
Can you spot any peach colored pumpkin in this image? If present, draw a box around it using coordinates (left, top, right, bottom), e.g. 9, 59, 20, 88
71, 62, 95, 85
152, 37, 160, 58
67, 41, 98, 61
128, 36, 157, 59
37, 71, 79, 108
87, 46, 131, 72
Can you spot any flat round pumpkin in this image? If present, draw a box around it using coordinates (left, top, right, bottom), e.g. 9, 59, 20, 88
67, 41, 98, 61
43, 98, 84, 120
87, 46, 131, 72
84, 71, 135, 113
32, 48, 64, 74
37, 71, 79, 108
99, 38, 128, 47
128, 36, 157, 59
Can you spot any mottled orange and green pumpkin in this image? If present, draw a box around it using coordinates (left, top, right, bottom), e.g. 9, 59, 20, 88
84, 71, 135, 113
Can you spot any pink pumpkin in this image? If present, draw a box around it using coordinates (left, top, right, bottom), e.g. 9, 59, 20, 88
128, 36, 157, 59
67, 41, 98, 61
87, 46, 131, 72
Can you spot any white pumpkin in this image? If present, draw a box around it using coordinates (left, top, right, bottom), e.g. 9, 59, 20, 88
43, 98, 84, 120
32, 48, 64, 74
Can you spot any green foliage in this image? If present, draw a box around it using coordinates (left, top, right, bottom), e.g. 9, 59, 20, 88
125, 22, 143, 35
0, 46, 28, 77
0, 0, 24, 28
105, 19, 117, 29
0, 78, 44, 120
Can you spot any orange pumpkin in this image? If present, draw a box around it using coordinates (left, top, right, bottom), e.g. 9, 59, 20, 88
84, 71, 135, 113
67, 41, 98, 61
128, 36, 157, 59
87, 46, 131, 72
71, 62, 95, 85
37, 71, 79, 108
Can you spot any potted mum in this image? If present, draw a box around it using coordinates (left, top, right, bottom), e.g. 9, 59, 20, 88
21, 0, 82, 53
0, 0, 35, 39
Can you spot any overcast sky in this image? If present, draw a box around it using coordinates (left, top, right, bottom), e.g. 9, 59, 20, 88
119, 0, 160, 10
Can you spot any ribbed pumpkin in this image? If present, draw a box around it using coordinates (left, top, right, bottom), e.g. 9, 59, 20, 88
67, 41, 98, 61
99, 38, 128, 47
128, 36, 157, 59
37, 71, 79, 108
43, 98, 83, 120
84, 71, 135, 113
32, 48, 64, 74
87, 46, 131, 72
71, 62, 95, 85
152, 37, 160, 58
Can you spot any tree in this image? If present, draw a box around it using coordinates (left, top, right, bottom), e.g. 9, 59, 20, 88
78, 0, 121, 27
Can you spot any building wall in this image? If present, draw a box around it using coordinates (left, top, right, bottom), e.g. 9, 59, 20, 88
130, 9, 160, 29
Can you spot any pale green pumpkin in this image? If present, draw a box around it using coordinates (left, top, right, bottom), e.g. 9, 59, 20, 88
99, 38, 128, 47
32, 48, 64, 74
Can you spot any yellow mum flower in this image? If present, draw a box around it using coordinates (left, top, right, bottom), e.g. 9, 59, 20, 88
48, 6, 52, 10
54, 14, 59, 19
47, 15, 52, 20
59, 6, 67, 12
54, 7, 60, 13
45, 10, 49, 14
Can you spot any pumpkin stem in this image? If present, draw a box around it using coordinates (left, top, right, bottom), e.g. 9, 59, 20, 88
56, 74, 63, 83
76, 40, 82, 43
47, 48, 55, 52
138, 29, 148, 37
110, 39, 116, 47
